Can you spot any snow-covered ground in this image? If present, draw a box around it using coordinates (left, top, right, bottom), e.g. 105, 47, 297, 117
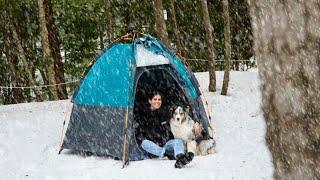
0, 70, 274, 180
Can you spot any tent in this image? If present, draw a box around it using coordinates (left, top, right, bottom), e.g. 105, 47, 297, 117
59, 33, 212, 166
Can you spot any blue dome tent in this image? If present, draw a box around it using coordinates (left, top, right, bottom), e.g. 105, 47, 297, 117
59, 33, 212, 166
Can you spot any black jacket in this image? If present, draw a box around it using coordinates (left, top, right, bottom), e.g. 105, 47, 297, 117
135, 107, 174, 146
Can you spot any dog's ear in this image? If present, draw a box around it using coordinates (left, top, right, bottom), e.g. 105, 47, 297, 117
184, 105, 190, 114
169, 106, 174, 117
183, 105, 190, 113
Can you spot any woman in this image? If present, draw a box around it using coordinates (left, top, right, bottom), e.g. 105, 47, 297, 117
135, 91, 201, 168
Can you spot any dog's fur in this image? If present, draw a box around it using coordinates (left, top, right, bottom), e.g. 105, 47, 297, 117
170, 106, 216, 156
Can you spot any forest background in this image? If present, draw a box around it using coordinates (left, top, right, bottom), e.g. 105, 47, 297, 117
0, 0, 253, 105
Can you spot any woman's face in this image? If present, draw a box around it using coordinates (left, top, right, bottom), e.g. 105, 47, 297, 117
149, 94, 162, 111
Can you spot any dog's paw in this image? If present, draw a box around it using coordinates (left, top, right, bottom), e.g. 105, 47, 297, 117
206, 142, 216, 154
197, 139, 216, 156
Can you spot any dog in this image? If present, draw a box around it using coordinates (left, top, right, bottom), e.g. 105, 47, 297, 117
170, 106, 216, 156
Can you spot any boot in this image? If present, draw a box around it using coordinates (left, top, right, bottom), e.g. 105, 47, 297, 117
164, 151, 175, 160
174, 152, 194, 168
185, 152, 194, 162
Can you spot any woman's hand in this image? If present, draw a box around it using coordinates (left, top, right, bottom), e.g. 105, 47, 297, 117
193, 122, 202, 136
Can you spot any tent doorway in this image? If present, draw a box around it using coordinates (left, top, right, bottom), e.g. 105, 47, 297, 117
133, 65, 189, 145
134, 66, 189, 111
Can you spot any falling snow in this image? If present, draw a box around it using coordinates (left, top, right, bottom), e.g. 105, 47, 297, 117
0, 70, 273, 180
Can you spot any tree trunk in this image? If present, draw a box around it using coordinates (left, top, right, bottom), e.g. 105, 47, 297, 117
234, 0, 240, 71
2, 14, 25, 103
122, 1, 132, 33
235, 37, 240, 71
221, 0, 231, 95
9, 17, 43, 101
168, 0, 184, 58
45, 0, 68, 100
104, 0, 114, 44
249, 1, 320, 179
153, 0, 169, 45
200, 0, 216, 92
38, 0, 58, 100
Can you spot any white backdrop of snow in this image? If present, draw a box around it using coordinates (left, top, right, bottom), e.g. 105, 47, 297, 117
0, 70, 274, 180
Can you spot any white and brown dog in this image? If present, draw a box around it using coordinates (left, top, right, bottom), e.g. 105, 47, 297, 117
170, 106, 216, 156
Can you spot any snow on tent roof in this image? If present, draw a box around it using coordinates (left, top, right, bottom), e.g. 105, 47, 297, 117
136, 44, 169, 67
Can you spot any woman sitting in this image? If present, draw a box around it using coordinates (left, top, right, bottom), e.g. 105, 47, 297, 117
135, 90, 200, 168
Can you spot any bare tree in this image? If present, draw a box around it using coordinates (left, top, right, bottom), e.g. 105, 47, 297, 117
168, 0, 185, 58
153, 0, 169, 45
221, 0, 231, 95
200, 0, 216, 92
38, 0, 58, 100
249, 1, 320, 179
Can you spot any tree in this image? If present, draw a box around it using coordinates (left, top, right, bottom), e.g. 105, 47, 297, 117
104, 0, 114, 44
167, 0, 184, 58
43, 0, 68, 99
200, 0, 216, 92
5, 4, 44, 102
153, 0, 169, 45
229, 0, 253, 71
38, 0, 58, 100
249, 1, 320, 179
10, 21, 44, 102
0, 0, 257, 105
221, 0, 231, 95
231, 0, 241, 71
2, 12, 25, 103
55, 0, 103, 90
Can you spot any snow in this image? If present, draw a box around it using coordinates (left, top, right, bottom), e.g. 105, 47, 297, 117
0, 70, 274, 180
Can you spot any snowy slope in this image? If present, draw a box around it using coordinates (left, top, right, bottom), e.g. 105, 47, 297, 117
0, 70, 274, 180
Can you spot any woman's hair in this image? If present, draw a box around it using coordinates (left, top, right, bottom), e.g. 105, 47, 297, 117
148, 90, 162, 100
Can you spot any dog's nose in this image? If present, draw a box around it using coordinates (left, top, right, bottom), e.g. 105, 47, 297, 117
177, 118, 180, 121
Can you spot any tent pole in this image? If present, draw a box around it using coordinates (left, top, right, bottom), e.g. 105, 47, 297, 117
198, 86, 216, 138
122, 33, 137, 168
198, 86, 212, 120
121, 107, 129, 168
